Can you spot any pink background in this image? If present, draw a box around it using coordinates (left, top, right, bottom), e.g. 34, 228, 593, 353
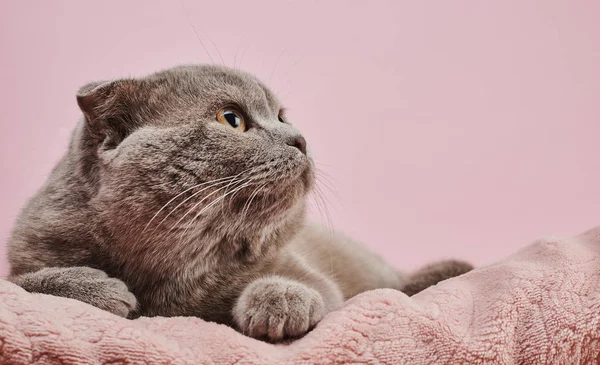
1, 1, 599, 277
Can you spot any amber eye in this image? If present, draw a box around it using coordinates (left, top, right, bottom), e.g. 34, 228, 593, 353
278, 110, 286, 123
216, 108, 246, 131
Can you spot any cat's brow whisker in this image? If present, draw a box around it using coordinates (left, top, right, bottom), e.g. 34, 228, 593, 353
274, 55, 305, 96
179, 0, 214, 64
143, 175, 236, 233
232, 35, 246, 70
203, 31, 225, 66
238, 43, 252, 70
268, 48, 286, 88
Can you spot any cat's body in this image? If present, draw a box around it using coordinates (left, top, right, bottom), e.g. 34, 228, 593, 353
7, 65, 471, 341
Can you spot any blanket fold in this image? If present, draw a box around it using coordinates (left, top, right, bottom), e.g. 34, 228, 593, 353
1, 227, 599, 364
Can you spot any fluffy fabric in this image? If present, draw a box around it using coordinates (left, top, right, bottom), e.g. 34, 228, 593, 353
2, 226, 599, 364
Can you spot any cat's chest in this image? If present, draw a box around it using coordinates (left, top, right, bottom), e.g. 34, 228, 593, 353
133, 261, 271, 320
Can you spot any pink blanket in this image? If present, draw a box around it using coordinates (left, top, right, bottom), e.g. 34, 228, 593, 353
1, 227, 599, 364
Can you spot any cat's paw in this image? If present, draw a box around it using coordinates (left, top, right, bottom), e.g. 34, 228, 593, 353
72, 267, 138, 317
233, 277, 325, 342
12, 266, 137, 317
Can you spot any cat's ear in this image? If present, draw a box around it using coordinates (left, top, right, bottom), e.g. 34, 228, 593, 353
76, 79, 139, 148
76, 79, 134, 121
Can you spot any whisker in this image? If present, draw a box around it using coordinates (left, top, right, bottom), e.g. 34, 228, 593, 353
170, 177, 249, 234
218, 166, 256, 212
242, 169, 278, 213
203, 31, 225, 66
308, 188, 327, 228
313, 182, 334, 237
223, 168, 275, 215
274, 55, 305, 96
315, 179, 336, 214
178, 178, 251, 246
238, 43, 252, 70
181, 180, 253, 239
240, 185, 260, 219
155, 178, 235, 230
143, 175, 237, 233
268, 48, 286, 88
315, 169, 345, 209
315, 175, 340, 203
180, 0, 214, 64
314, 161, 333, 168
315, 167, 339, 189
233, 35, 246, 70
241, 181, 268, 220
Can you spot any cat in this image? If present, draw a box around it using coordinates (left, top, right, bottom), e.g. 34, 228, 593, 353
7, 65, 472, 342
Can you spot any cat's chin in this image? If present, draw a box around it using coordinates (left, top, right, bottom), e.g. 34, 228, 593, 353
269, 156, 313, 192
273, 168, 314, 215
300, 163, 315, 192
230, 173, 311, 221
277, 161, 314, 197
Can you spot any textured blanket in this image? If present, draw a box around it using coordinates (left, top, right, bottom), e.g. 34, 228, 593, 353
1, 226, 599, 364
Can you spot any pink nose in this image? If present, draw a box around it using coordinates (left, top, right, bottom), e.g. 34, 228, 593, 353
287, 136, 307, 155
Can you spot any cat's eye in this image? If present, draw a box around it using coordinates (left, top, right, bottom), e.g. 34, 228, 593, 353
216, 108, 246, 131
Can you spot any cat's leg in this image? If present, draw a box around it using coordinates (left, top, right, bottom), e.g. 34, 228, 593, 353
233, 252, 343, 342
8, 266, 137, 317
401, 260, 473, 296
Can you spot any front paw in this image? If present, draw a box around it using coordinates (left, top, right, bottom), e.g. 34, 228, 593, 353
13, 267, 137, 317
233, 277, 326, 341
73, 267, 138, 317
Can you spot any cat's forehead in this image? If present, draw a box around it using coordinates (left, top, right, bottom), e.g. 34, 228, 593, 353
147, 65, 281, 117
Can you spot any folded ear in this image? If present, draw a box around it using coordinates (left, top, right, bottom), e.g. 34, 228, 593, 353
76, 79, 140, 149
76, 80, 118, 120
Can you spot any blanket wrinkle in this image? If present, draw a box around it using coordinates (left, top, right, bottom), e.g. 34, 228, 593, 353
1, 226, 600, 364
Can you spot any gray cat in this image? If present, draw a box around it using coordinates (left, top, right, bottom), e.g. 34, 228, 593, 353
7, 65, 472, 342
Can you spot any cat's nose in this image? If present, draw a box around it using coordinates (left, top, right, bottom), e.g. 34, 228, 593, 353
287, 136, 307, 155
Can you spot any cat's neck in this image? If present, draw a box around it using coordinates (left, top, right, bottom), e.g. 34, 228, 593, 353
110, 206, 306, 286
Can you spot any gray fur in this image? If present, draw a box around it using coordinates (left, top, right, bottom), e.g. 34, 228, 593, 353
10, 267, 137, 317
7, 64, 472, 341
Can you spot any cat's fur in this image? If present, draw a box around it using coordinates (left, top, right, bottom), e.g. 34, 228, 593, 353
7, 65, 472, 341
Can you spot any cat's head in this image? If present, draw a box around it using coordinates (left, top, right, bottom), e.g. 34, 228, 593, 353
75, 65, 313, 267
